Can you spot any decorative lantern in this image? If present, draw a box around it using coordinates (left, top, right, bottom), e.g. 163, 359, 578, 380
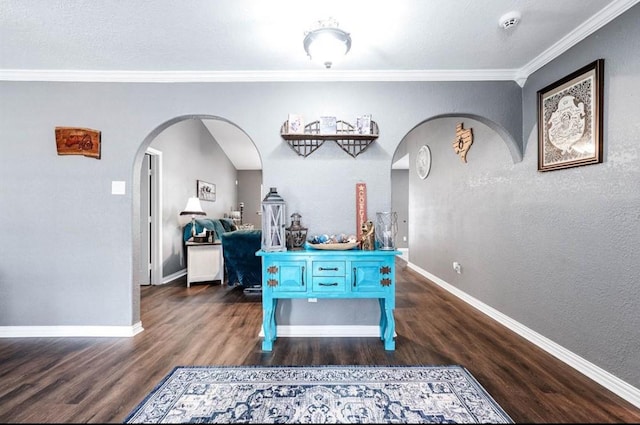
375, 211, 398, 250
261, 187, 287, 252
285, 212, 308, 250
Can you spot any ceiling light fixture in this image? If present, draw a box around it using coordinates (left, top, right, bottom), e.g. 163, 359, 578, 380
303, 17, 351, 69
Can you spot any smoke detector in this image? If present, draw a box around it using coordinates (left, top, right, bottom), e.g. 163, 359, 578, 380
499, 11, 521, 30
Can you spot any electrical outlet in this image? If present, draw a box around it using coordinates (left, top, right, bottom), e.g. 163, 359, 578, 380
308, 298, 317, 303
453, 261, 462, 274
403, 236, 407, 242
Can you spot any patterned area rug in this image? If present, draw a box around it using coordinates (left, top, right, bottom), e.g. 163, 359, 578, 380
124, 365, 513, 424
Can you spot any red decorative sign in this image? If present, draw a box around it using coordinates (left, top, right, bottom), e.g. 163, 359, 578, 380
356, 183, 367, 241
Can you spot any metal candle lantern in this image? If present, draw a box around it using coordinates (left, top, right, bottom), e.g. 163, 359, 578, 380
261, 187, 287, 252
375, 211, 398, 250
285, 212, 308, 250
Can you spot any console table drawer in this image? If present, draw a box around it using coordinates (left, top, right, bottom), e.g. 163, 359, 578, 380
312, 261, 345, 276
312, 277, 347, 293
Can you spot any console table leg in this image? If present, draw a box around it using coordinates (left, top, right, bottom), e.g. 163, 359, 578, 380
383, 306, 396, 350
378, 298, 387, 340
270, 299, 278, 339
262, 298, 277, 351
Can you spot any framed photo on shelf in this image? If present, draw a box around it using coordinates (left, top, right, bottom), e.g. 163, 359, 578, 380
319, 116, 337, 135
356, 114, 371, 135
197, 180, 216, 202
537, 59, 604, 172
287, 114, 304, 134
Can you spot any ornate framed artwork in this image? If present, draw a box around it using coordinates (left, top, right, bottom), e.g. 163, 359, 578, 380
416, 145, 431, 179
197, 180, 216, 202
537, 59, 604, 172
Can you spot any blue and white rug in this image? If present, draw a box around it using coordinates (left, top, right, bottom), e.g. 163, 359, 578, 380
124, 365, 513, 424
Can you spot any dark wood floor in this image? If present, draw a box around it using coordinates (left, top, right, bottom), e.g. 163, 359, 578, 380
0, 258, 639, 423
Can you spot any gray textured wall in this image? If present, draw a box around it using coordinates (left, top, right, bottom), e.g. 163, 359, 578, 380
402, 5, 640, 388
520, 4, 640, 388
0, 4, 637, 389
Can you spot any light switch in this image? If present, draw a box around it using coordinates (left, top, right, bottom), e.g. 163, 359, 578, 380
112, 181, 126, 195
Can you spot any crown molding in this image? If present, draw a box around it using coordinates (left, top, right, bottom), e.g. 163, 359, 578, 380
517, 0, 639, 83
0, 68, 520, 83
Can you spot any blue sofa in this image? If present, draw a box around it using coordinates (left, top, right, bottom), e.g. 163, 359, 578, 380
183, 218, 262, 290
219, 229, 262, 291
182, 217, 235, 243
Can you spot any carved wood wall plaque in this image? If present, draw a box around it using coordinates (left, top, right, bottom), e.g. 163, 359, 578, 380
452, 123, 473, 163
55, 127, 101, 159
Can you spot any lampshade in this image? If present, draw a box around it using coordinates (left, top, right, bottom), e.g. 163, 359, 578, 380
180, 197, 206, 239
180, 197, 206, 216
303, 18, 351, 69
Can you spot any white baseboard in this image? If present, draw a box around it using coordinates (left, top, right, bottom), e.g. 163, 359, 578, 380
0, 321, 144, 338
406, 261, 640, 409
161, 269, 186, 285
258, 325, 394, 338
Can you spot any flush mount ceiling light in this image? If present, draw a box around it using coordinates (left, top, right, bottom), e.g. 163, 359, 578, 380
303, 17, 351, 69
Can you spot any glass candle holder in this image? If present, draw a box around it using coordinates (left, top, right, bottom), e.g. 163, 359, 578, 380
375, 211, 398, 250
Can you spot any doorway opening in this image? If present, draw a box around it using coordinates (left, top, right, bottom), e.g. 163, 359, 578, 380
140, 147, 163, 285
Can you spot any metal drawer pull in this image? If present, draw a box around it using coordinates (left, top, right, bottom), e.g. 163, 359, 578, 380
301, 266, 305, 286
353, 267, 357, 287
318, 267, 339, 271
319, 282, 339, 286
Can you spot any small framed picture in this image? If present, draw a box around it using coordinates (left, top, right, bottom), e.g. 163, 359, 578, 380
356, 115, 371, 135
319, 116, 337, 135
287, 114, 304, 134
197, 180, 216, 202
537, 59, 604, 172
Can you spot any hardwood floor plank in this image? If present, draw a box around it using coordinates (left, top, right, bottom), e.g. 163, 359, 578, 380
0, 259, 638, 423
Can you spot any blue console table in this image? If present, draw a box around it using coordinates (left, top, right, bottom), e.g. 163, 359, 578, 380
256, 248, 400, 351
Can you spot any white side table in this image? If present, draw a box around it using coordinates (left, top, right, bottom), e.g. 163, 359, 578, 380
186, 241, 224, 288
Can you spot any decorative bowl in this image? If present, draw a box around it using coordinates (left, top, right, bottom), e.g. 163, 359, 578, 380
306, 241, 359, 251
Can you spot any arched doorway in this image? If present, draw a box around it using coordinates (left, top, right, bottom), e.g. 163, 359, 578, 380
390, 114, 522, 266
132, 115, 262, 327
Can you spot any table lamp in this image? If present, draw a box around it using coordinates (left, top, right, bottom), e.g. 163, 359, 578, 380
180, 197, 206, 238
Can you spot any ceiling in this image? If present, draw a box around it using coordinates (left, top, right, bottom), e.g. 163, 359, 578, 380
200, 119, 261, 170
2, 0, 636, 170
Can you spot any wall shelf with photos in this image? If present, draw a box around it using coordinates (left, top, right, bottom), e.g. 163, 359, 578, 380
280, 118, 379, 158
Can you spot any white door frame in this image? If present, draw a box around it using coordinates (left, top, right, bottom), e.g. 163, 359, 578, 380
146, 147, 163, 285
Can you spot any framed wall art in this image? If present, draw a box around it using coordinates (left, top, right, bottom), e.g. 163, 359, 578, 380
537, 59, 604, 172
197, 180, 216, 202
